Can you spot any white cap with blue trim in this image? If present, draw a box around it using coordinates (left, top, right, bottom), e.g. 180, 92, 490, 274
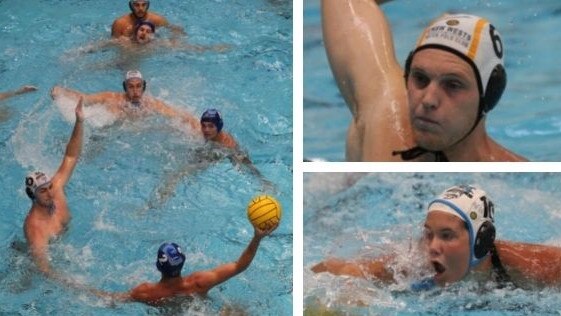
428, 185, 495, 267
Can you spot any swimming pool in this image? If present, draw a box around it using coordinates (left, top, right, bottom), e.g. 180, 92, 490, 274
304, 173, 561, 315
0, 1, 292, 315
304, 0, 561, 161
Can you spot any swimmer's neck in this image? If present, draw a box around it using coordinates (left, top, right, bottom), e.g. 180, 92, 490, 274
206, 132, 225, 143
159, 275, 183, 283
129, 13, 147, 22
439, 123, 490, 161
32, 201, 56, 216
124, 97, 144, 108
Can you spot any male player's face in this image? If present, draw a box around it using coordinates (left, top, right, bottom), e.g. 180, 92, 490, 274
201, 121, 219, 140
407, 49, 480, 152
423, 211, 471, 286
35, 182, 55, 208
131, 1, 149, 18
125, 78, 144, 103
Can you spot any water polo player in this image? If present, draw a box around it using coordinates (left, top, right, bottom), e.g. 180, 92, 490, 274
51, 70, 203, 123
112, 0, 184, 38
312, 185, 561, 289
321, 0, 526, 161
134, 20, 156, 44
23, 98, 84, 275
97, 223, 278, 305
200, 109, 238, 148
145, 109, 273, 209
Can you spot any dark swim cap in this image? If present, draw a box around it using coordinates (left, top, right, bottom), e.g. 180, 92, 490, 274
156, 242, 186, 277
200, 109, 224, 133
129, 0, 150, 14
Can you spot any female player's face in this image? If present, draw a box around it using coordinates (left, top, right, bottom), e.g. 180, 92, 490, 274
423, 210, 471, 285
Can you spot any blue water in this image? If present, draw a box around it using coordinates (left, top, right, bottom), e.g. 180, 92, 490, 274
0, 1, 292, 315
304, 0, 561, 161
304, 173, 561, 315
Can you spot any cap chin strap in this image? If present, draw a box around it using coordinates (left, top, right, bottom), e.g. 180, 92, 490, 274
392, 147, 449, 162
393, 99, 485, 162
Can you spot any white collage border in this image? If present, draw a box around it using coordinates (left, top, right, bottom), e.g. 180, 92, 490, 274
292, 2, 561, 315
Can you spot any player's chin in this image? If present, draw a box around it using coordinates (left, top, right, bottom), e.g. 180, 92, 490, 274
413, 130, 449, 151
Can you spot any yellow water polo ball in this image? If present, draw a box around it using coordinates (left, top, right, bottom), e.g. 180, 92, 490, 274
247, 195, 282, 230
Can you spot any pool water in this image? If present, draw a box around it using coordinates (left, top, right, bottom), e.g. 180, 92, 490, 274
304, 0, 561, 161
304, 173, 561, 315
0, 1, 292, 315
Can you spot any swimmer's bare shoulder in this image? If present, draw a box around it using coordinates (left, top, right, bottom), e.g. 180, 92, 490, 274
112, 15, 135, 38
127, 282, 162, 303
220, 132, 238, 149
490, 142, 528, 162
322, 0, 413, 161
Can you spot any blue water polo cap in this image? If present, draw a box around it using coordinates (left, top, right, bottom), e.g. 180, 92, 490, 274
156, 242, 186, 277
200, 109, 224, 133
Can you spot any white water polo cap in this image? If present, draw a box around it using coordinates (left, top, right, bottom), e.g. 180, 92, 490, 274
25, 171, 51, 199
428, 185, 496, 267
123, 70, 146, 92
125, 70, 143, 81
406, 14, 507, 114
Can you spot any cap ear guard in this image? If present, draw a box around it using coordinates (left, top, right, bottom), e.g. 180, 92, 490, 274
481, 64, 506, 114
474, 221, 496, 259
25, 187, 35, 200
404, 51, 414, 86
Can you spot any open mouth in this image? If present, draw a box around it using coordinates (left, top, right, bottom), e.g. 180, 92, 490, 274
432, 261, 446, 275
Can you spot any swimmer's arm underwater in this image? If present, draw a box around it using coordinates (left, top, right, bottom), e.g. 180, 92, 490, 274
161, 18, 186, 38
145, 14, 186, 38
0, 85, 37, 101
227, 149, 276, 193
311, 256, 395, 282
149, 99, 201, 130
160, 39, 231, 53
69, 38, 122, 55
